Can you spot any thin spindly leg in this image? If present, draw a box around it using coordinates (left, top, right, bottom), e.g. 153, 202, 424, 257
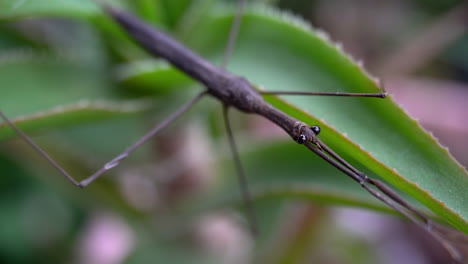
221, 0, 246, 69
102, 3, 464, 261
261, 91, 388, 98
260, 81, 388, 98
314, 137, 429, 221
0, 91, 207, 188
260, 80, 388, 98
219, 0, 258, 235
303, 140, 463, 263
222, 106, 258, 235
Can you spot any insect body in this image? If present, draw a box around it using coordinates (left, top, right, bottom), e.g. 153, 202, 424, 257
0, 2, 465, 263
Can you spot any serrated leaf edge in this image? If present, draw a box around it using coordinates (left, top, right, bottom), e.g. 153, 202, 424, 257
7, 99, 152, 123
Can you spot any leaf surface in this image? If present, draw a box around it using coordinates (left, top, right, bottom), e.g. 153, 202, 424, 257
123, 4, 468, 232
1, 2, 467, 233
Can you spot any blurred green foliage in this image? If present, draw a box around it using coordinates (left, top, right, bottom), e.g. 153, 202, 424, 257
0, 0, 466, 263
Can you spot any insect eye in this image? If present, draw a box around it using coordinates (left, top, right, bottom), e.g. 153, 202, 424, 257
296, 134, 307, 144
310, 125, 320, 135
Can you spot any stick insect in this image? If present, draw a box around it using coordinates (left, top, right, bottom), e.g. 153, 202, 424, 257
0, 0, 466, 262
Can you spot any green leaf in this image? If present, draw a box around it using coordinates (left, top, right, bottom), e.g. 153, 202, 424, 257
1, 0, 466, 236
0, 0, 101, 19
0, 100, 151, 141
132, 0, 166, 25
212, 135, 452, 221
171, 5, 468, 232
214, 139, 400, 216
158, 0, 192, 28
0, 52, 107, 111
116, 59, 193, 93
0, 48, 151, 139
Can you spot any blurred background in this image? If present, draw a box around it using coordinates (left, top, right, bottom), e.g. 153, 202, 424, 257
0, 0, 467, 263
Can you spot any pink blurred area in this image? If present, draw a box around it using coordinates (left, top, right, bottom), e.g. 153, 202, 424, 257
312, 0, 468, 168
77, 213, 134, 264
388, 78, 468, 166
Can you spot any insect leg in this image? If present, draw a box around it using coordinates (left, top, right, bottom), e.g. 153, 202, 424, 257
261, 91, 388, 98
303, 140, 463, 262
222, 106, 258, 236
0, 91, 207, 188
79, 91, 207, 187
260, 81, 388, 98
221, 0, 246, 69
0, 110, 80, 186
